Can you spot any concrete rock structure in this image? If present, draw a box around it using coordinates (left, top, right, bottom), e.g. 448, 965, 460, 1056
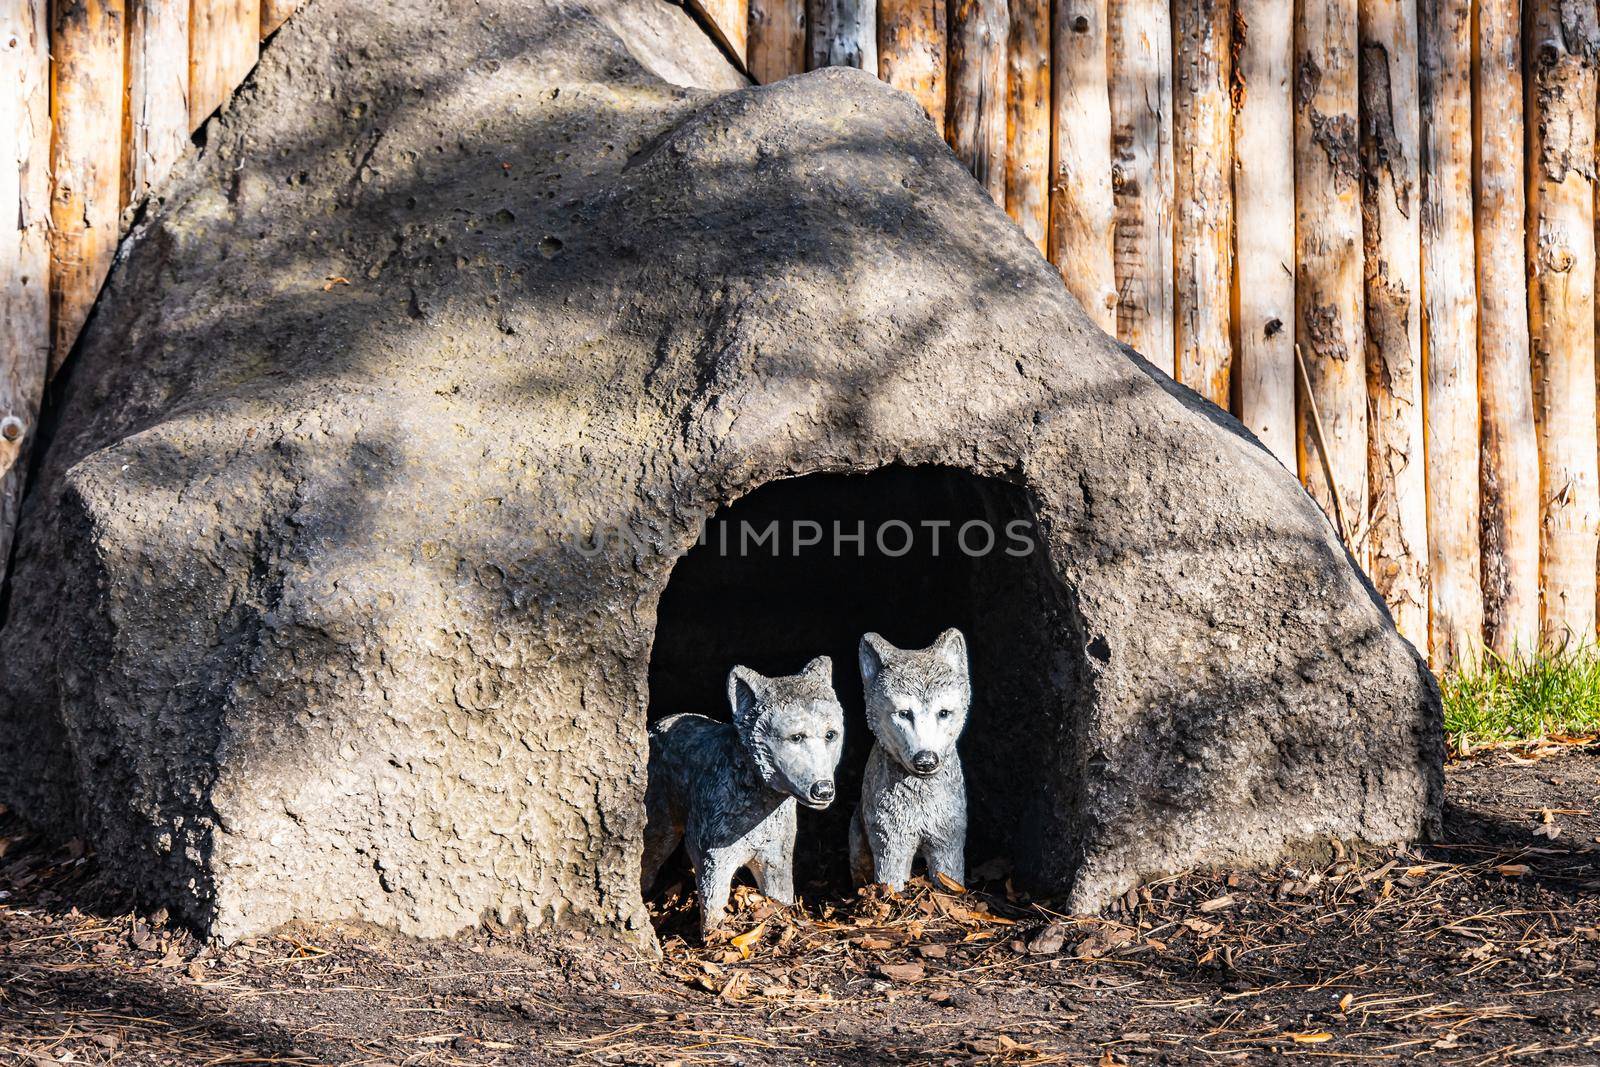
0, 0, 1441, 943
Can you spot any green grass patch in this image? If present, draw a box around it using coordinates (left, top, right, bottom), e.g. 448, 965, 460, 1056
1442, 646, 1600, 754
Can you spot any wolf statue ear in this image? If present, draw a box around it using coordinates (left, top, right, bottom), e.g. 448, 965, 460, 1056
801, 655, 832, 683
933, 627, 968, 670
858, 632, 895, 686
727, 665, 767, 737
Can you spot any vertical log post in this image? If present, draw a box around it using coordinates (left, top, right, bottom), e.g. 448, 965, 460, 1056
879, 0, 946, 122
751, 0, 807, 82
809, 0, 877, 70
1232, 0, 1294, 466
1358, 0, 1429, 650
1418, 0, 1483, 666
1475, 0, 1539, 658
948, 0, 1009, 203
1048, 0, 1117, 332
50, 0, 127, 373
1172, 0, 1232, 405
1294, 0, 1366, 553
689, 0, 750, 66
124, 0, 190, 205
189, 0, 260, 130
1108, 0, 1174, 372
1, 0, 51, 587
261, 0, 296, 37
1526, 0, 1600, 648
1006, 0, 1050, 251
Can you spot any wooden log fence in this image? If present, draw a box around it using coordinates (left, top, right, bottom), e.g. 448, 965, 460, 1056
739, 0, 1600, 667
1, 0, 295, 595
13, 0, 1600, 671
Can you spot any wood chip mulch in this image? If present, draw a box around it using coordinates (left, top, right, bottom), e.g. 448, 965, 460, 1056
2, 745, 1598, 1065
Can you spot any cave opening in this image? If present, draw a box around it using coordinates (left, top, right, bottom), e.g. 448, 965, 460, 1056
645, 465, 1090, 910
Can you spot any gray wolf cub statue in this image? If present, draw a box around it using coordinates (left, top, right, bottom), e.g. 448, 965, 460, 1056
850, 629, 971, 891
643, 656, 846, 936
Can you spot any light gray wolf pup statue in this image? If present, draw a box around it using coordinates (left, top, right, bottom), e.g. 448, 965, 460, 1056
643, 657, 846, 936
850, 629, 971, 891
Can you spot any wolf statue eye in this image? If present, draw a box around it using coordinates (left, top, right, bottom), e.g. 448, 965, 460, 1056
937, 708, 952, 720
825, 729, 838, 742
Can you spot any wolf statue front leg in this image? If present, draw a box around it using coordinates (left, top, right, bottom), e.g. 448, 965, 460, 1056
747, 799, 798, 904
920, 758, 968, 888
869, 827, 918, 891
750, 851, 796, 905
848, 807, 874, 887
922, 834, 967, 890
693, 849, 737, 934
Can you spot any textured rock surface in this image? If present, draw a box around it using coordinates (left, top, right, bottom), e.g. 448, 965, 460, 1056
0, 0, 1441, 943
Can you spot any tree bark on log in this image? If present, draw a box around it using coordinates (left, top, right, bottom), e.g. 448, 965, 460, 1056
189, 0, 260, 130
1005, 0, 1050, 251
1232, 0, 1294, 467
1172, 0, 1232, 405
689, 0, 749, 65
948, 0, 1009, 204
750, 0, 806, 82
1294, 0, 1366, 554
1358, 0, 1428, 651
1048, 0, 1116, 332
50, 0, 126, 373
809, 0, 877, 70
878, 0, 945, 122
1526, 0, 1600, 648
1108, 0, 1173, 372
124, 0, 190, 205
261, 0, 295, 36
0, 0, 51, 589
1475, 0, 1539, 658
1418, 0, 1482, 667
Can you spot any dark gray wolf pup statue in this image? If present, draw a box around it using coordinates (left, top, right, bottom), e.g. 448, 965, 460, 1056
643, 657, 846, 935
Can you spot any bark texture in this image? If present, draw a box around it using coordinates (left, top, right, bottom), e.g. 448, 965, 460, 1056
49, 0, 126, 373
1418, 0, 1482, 668
261, 0, 295, 35
1525, 0, 1599, 647
750, 0, 807, 82
1293, 0, 1366, 554
878, 0, 946, 123
1475, 0, 1539, 658
1108, 0, 1173, 372
947, 0, 1009, 202
689, 0, 749, 64
0, 0, 1441, 946
189, 0, 258, 129
1358, 0, 1428, 651
124, 0, 190, 204
1172, 0, 1232, 405
808, 0, 877, 70
1005, 0, 1049, 251
1, 0, 51, 590
1232, 0, 1294, 467
1048, 0, 1116, 332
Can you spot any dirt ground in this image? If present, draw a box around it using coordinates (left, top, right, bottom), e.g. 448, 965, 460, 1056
2, 747, 1598, 1066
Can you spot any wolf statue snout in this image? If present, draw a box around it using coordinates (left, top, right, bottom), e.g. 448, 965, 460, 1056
850, 628, 972, 892
642, 656, 846, 936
